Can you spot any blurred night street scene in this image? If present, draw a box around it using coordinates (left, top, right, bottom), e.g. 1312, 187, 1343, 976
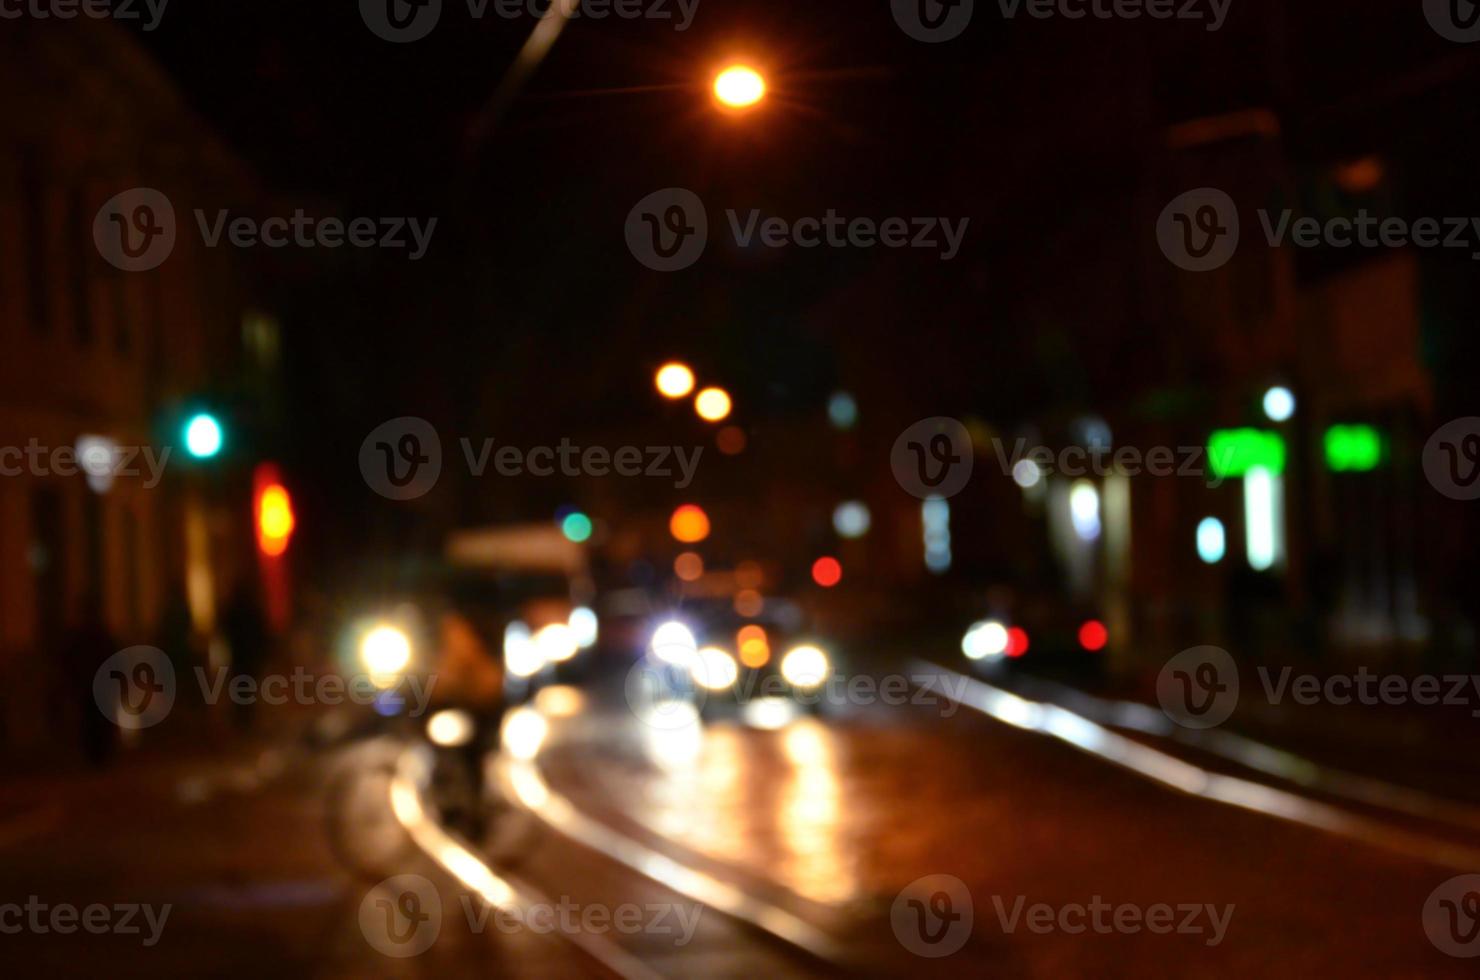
7, 0, 1480, 975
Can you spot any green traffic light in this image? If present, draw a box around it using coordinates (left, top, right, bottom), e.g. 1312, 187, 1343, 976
184, 413, 224, 459
1325, 425, 1382, 472
561, 512, 593, 543
1208, 428, 1285, 479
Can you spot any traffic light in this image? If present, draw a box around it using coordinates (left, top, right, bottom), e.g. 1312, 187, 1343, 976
183, 412, 224, 459
254, 465, 295, 557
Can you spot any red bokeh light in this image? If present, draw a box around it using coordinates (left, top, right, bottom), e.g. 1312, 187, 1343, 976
811, 556, 842, 588
1078, 620, 1109, 652
1006, 627, 1030, 659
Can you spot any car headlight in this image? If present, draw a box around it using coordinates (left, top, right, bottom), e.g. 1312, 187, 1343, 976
359, 624, 413, 685
535, 623, 579, 664
650, 620, 698, 666
691, 647, 739, 691
504, 621, 544, 679
426, 709, 475, 748
501, 707, 549, 761
962, 620, 1009, 661
780, 645, 830, 690
568, 607, 599, 649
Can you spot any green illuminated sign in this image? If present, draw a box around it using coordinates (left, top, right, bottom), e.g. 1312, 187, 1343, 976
1208, 429, 1286, 479
1325, 425, 1382, 472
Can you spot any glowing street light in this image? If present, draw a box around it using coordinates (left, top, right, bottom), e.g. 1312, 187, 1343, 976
184, 412, 224, 460
655, 362, 695, 399
670, 504, 711, 543
713, 65, 766, 109
694, 387, 732, 422
1263, 386, 1296, 423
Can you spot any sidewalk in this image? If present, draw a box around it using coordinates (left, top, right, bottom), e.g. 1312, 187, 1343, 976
0, 704, 598, 978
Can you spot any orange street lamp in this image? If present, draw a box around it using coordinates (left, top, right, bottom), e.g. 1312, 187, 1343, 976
713, 65, 766, 110
655, 362, 695, 399
695, 387, 732, 422
670, 504, 711, 544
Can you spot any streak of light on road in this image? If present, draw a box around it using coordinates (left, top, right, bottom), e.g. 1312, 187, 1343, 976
916, 660, 1480, 871
389, 750, 663, 980
1022, 675, 1480, 833
495, 752, 850, 966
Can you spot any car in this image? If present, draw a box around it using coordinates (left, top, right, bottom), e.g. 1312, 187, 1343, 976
959, 592, 1110, 688
636, 594, 839, 722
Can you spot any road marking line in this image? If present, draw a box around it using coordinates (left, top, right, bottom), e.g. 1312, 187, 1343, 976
1022, 675, 1480, 832
496, 753, 852, 966
388, 749, 664, 980
915, 660, 1480, 870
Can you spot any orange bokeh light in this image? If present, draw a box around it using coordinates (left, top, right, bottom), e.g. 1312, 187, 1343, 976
737, 625, 770, 668
669, 504, 711, 544
674, 551, 705, 582
733, 589, 764, 617
716, 425, 747, 455
655, 362, 695, 399
257, 484, 295, 557
695, 387, 732, 423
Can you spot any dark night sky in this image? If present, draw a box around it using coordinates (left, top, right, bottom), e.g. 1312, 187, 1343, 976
111, 1, 1480, 548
